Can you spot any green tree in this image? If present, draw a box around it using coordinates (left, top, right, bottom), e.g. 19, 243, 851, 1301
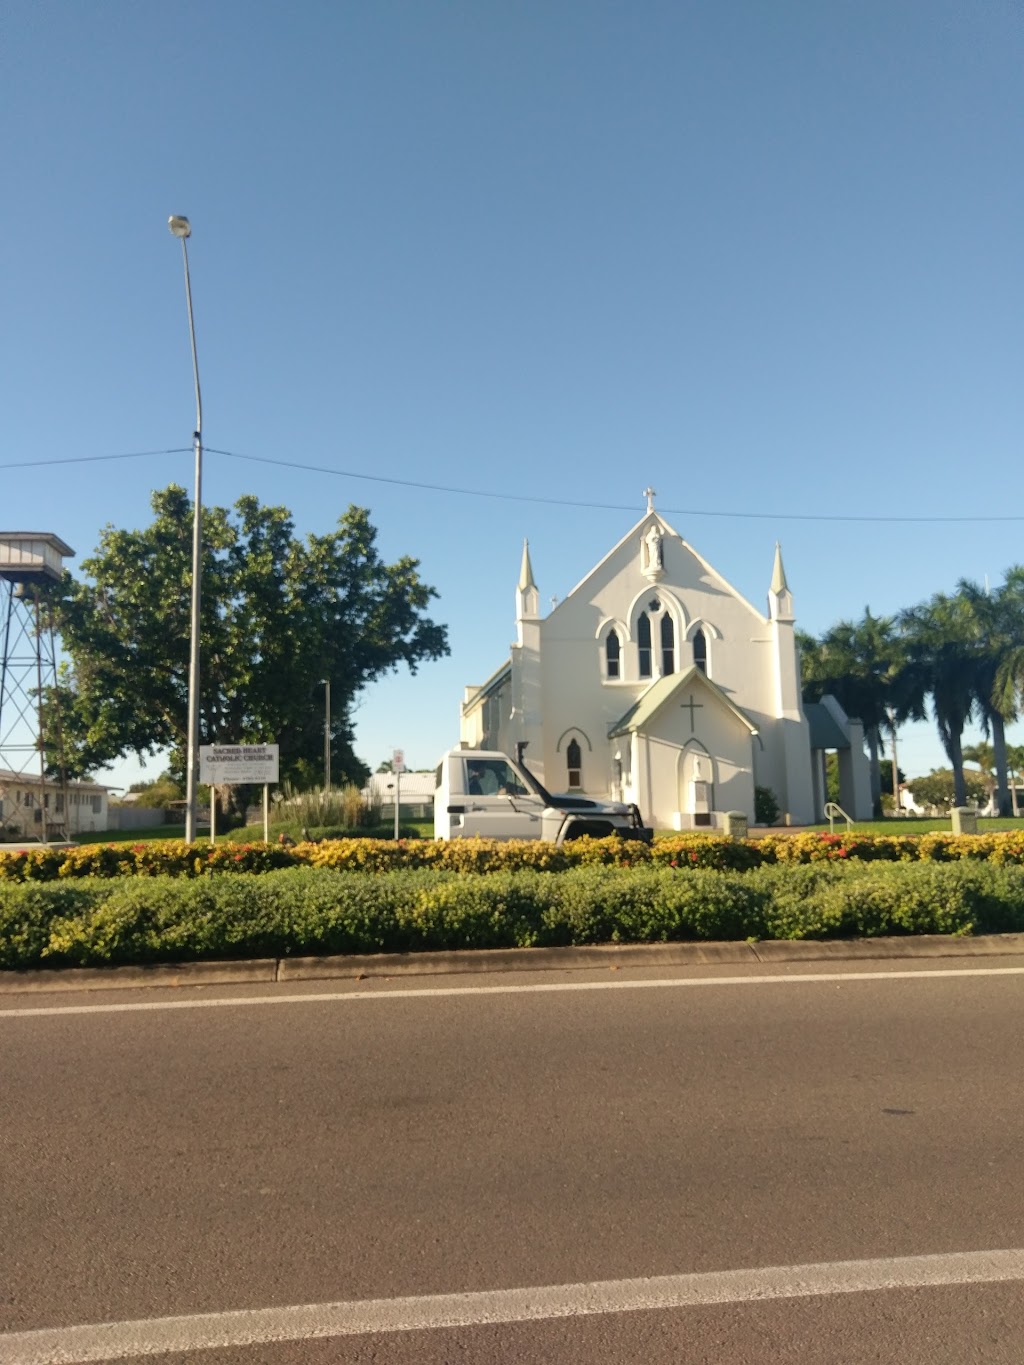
961, 741, 997, 807
123, 771, 184, 809
956, 572, 1024, 817
899, 591, 979, 809
52, 487, 448, 812
1006, 744, 1024, 817
799, 609, 904, 818
906, 767, 988, 812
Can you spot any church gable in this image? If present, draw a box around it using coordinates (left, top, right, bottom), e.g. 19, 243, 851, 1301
554, 506, 767, 657
608, 666, 759, 741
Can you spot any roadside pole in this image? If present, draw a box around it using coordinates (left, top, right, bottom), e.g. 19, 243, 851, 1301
393, 747, 405, 841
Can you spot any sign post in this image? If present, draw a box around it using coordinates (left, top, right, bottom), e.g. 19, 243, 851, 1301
392, 748, 405, 840
199, 745, 280, 844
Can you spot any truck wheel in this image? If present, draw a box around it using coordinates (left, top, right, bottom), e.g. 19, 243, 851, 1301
559, 819, 616, 843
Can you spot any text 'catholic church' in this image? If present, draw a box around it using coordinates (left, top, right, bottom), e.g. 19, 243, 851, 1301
460, 492, 872, 829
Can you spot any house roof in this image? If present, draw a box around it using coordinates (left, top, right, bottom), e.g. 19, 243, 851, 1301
0, 768, 113, 790
608, 665, 759, 739
364, 772, 435, 801
462, 658, 512, 714
804, 702, 851, 751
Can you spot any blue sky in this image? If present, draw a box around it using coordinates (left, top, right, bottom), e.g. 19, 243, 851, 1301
5, 0, 1023, 792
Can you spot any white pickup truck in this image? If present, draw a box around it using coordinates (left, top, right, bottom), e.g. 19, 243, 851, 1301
434, 747, 652, 843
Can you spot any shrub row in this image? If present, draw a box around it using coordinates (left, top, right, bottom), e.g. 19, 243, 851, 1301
3, 830, 1024, 883
2, 860, 1023, 971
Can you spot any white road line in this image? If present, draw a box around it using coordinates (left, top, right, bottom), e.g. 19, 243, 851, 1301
1, 1250, 1023, 1363
1, 965, 1024, 1018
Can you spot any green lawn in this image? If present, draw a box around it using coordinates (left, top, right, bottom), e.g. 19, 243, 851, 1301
787, 816, 1024, 836
72, 824, 194, 844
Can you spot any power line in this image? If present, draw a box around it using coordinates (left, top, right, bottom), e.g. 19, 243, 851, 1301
207, 448, 1024, 525
3, 443, 1023, 525
0, 448, 191, 470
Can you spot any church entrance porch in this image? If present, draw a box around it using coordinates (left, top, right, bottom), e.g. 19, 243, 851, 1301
609, 667, 760, 832
673, 747, 715, 829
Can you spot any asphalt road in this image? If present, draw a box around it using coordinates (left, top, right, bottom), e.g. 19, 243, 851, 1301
3, 957, 1024, 1363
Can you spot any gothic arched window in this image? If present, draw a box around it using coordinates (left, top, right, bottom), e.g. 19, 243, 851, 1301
637, 613, 652, 678
566, 739, 582, 789
693, 628, 708, 675
661, 614, 675, 675
606, 630, 620, 679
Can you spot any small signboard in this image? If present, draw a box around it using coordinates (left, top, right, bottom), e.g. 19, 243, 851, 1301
392, 748, 405, 774
200, 744, 280, 785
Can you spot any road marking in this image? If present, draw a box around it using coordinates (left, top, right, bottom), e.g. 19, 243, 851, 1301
1, 1250, 1023, 1363
1, 965, 1024, 1018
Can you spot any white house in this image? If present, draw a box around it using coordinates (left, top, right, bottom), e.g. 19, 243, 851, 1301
460, 494, 872, 829
0, 768, 111, 840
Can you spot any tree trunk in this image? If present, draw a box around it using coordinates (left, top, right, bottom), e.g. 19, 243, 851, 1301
947, 731, 967, 808
866, 725, 883, 818
887, 710, 901, 813
990, 711, 1012, 817
214, 783, 250, 829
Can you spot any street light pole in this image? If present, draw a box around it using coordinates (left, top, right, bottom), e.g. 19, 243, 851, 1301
323, 679, 331, 793
168, 215, 203, 843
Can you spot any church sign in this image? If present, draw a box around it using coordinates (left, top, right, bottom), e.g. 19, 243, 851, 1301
199, 744, 280, 785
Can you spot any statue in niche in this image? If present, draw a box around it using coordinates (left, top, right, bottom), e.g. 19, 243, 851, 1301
643, 524, 663, 573
692, 756, 705, 783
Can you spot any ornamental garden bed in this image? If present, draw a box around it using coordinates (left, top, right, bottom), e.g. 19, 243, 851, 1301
2, 855, 1024, 972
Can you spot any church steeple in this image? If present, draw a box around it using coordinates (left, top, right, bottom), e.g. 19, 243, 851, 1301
516, 538, 540, 632
518, 539, 536, 594
767, 542, 793, 621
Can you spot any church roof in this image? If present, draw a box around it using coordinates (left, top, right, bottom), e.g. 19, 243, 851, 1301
461, 658, 511, 714
557, 509, 768, 626
804, 701, 851, 751
607, 665, 759, 739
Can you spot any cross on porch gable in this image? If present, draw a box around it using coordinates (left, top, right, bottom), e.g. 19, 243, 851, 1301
680, 693, 703, 733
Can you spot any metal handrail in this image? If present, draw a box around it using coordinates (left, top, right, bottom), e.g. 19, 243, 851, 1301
824, 802, 853, 832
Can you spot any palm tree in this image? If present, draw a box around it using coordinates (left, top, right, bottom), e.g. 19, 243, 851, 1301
957, 572, 1024, 817
800, 609, 902, 818
1005, 744, 1024, 817
899, 591, 979, 809
962, 741, 997, 811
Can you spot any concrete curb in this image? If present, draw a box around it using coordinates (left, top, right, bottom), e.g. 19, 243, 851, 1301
2, 932, 1024, 993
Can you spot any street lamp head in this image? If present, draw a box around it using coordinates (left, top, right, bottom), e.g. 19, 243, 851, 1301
168, 215, 192, 239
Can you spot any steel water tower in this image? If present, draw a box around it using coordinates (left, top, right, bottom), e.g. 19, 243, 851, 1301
0, 533, 73, 841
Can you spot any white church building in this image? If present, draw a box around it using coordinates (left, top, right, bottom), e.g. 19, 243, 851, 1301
460, 494, 872, 829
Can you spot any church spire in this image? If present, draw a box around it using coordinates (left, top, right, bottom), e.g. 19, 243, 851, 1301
767, 542, 794, 621
518, 539, 536, 593
516, 538, 540, 634
770, 542, 788, 595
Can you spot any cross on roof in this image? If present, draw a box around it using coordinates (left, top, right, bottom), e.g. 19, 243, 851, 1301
681, 694, 703, 733
644, 486, 656, 513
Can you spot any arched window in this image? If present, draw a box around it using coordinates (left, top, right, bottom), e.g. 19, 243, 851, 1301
637, 613, 652, 678
566, 739, 582, 789
606, 630, 621, 679
661, 614, 675, 675
693, 628, 708, 674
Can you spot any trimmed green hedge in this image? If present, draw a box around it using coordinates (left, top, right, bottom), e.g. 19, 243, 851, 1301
3, 860, 1024, 971
5, 829, 1024, 883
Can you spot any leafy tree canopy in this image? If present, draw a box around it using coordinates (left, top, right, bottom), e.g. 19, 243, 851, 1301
52, 486, 449, 787
906, 768, 988, 811
123, 770, 184, 808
